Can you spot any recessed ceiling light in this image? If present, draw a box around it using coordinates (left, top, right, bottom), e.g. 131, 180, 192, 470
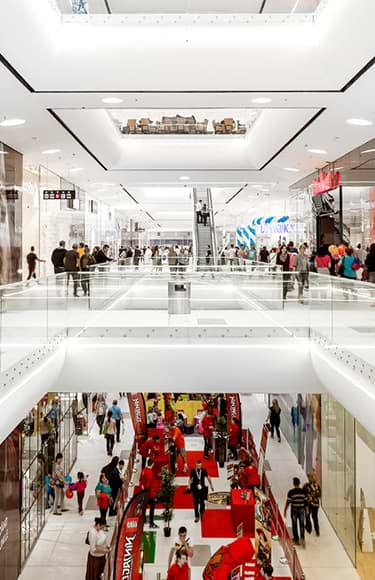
251, 97, 272, 104
102, 97, 123, 104
70, 167, 84, 172
42, 149, 61, 155
180, 176, 190, 181
360, 148, 375, 154
346, 118, 372, 126
284, 167, 299, 172
0, 118, 26, 127
308, 148, 327, 155
0, 151, 8, 155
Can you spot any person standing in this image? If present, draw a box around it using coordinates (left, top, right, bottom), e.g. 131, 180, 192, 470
80, 246, 96, 296
51, 453, 65, 515
303, 471, 321, 536
85, 517, 109, 580
103, 410, 116, 456
95, 244, 113, 265
51, 240, 67, 275
295, 244, 309, 304
201, 411, 215, 459
168, 526, 194, 567
202, 203, 209, 226
95, 473, 112, 520
109, 399, 123, 443
284, 477, 307, 546
168, 246, 178, 275
365, 243, 375, 285
167, 551, 190, 580
314, 246, 331, 275
228, 417, 241, 460
64, 243, 80, 297
139, 434, 161, 469
103, 457, 122, 516
169, 424, 188, 472
259, 246, 269, 264
268, 399, 281, 442
276, 245, 293, 301
133, 245, 142, 269
140, 458, 159, 528
228, 244, 236, 271
189, 459, 214, 522
26, 246, 46, 282
195, 199, 203, 224
95, 395, 107, 435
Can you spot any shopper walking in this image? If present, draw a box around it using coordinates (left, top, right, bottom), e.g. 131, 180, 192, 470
74, 471, 87, 516
64, 243, 80, 296
95, 395, 107, 435
80, 246, 96, 296
268, 399, 281, 442
276, 245, 293, 301
303, 471, 321, 536
202, 203, 209, 226
365, 243, 375, 285
338, 246, 358, 300
103, 410, 116, 456
140, 458, 159, 528
95, 473, 112, 520
295, 244, 309, 303
85, 517, 109, 580
51, 241, 67, 275
189, 459, 214, 522
51, 452, 65, 515
169, 424, 188, 472
26, 246, 46, 282
314, 246, 331, 275
284, 477, 307, 546
108, 399, 123, 443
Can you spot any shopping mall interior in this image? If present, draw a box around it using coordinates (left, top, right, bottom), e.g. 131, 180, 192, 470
1, 1, 375, 580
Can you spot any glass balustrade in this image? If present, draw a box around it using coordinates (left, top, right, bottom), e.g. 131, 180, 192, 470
1, 264, 375, 387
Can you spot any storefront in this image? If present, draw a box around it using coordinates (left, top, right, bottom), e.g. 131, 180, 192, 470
321, 394, 375, 577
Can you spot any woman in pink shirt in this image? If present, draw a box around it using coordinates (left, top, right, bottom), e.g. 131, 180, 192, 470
314, 247, 331, 275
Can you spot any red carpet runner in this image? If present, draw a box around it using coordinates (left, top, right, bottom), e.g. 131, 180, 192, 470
201, 509, 254, 539
175, 450, 219, 477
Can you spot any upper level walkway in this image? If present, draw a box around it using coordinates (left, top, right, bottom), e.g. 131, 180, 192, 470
1, 263, 375, 441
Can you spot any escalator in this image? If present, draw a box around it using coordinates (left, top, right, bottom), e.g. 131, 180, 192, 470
192, 188, 218, 268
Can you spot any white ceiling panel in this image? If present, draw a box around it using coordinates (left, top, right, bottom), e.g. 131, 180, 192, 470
108, 0, 263, 14
264, 0, 321, 13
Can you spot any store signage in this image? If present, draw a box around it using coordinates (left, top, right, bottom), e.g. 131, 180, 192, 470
43, 189, 75, 200
127, 393, 147, 442
256, 222, 303, 236
312, 169, 341, 196
5, 189, 18, 201
114, 491, 149, 580
226, 393, 242, 432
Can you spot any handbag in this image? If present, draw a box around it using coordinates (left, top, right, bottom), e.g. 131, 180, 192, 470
102, 421, 108, 436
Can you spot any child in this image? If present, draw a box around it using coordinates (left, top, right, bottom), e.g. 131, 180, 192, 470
74, 471, 87, 516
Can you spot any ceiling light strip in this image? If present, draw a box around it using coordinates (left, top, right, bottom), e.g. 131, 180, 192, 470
225, 183, 248, 205
0, 53, 35, 93
47, 109, 108, 170
103, 0, 112, 14
259, 0, 267, 14
120, 184, 139, 205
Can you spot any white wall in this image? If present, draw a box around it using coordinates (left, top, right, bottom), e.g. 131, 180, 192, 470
356, 434, 375, 509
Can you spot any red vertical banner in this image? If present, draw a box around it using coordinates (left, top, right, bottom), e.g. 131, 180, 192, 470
113, 490, 149, 580
226, 394, 242, 430
127, 393, 147, 442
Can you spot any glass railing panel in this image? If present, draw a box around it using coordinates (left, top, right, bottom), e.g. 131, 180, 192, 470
0, 279, 48, 375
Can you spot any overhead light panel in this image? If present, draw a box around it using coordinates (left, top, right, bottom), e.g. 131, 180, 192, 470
102, 97, 123, 104
308, 148, 327, 154
179, 176, 190, 181
42, 149, 61, 155
284, 167, 299, 172
346, 118, 372, 126
0, 118, 26, 127
70, 167, 84, 172
251, 98, 272, 104
360, 148, 375, 154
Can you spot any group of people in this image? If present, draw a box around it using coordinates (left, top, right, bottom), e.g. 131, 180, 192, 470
118, 244, 193, 273
26, 240, 114, 295
284, 473, 321, 547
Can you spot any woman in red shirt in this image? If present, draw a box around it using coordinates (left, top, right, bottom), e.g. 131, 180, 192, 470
201, 412, 215, 459
167, 551, 190, 580
169, 425, 188, 472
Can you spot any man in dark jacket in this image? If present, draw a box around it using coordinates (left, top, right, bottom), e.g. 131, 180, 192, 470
64, 244, 80, 296
51, 241, 67, 274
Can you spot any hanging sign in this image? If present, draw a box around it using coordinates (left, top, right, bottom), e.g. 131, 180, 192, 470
311, 170, 341, 196
113, 490, 149, 580
43, 189, 75, 200
226, 394, 242, 432
127, 393, 147, 442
